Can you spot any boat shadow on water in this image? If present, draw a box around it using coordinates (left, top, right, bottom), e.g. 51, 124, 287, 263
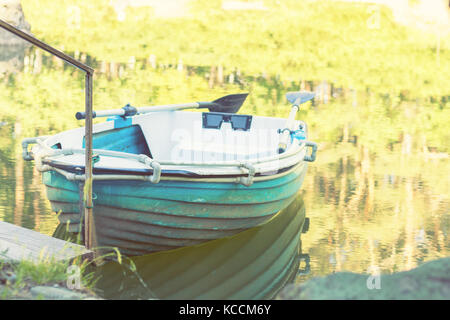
53, 194, 310, 300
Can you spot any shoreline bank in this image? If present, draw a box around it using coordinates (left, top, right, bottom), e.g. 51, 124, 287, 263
277, 257, 450, 300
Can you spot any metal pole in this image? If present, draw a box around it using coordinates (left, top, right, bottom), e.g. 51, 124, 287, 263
0, 19, 95, 250
84, 72, 94, 250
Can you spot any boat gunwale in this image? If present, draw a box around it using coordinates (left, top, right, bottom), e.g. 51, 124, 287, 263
41, 158, 298, 178
34, 142, 307, 176
41, 159, 306, 184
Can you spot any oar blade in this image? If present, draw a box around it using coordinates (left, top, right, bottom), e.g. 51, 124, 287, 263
286, 91, 315, 106
209, 93, 249, 113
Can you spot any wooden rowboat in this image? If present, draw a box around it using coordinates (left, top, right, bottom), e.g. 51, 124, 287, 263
23, 91, 317, 255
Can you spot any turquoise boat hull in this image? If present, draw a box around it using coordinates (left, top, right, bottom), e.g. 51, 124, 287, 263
44, 161, 307, 256
27, 108, 317, 256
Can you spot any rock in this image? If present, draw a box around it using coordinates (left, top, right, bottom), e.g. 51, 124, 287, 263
0, 0, 31, 45
0, 43, 27, 74
0, 285, 32, 299
0, 268, 16, 284
277, 257, 450, 300
30, 286, 87, 300
0, 0, 31, 75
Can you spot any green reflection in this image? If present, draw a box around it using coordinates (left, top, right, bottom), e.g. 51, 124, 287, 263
54, 194, 306, 300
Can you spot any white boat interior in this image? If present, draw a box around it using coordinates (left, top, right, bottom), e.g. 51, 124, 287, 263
32, 110, 310, 178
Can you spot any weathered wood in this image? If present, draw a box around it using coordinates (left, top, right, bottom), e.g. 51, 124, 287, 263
0, 221, 92, 263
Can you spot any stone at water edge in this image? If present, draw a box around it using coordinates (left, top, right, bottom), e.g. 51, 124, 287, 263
277, 257, 450, 300
30, 286, 87, 300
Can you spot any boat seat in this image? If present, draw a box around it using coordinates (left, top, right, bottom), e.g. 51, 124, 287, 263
84, 125, 152, 158
173, 140, 277, 163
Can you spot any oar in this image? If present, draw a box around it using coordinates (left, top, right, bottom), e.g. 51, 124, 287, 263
75, 93, 249, 120
278, 91, 315, 153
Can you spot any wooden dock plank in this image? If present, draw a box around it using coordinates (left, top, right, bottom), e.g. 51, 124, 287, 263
0, 221, 92, 263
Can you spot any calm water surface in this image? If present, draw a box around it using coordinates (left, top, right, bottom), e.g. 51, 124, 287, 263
0, 35, 449, 297
1, 114, 448, 298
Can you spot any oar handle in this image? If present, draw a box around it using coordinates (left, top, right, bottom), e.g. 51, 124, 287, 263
75, 105, 138, 120
75, 111, 96, 120
75, 103, 202, 120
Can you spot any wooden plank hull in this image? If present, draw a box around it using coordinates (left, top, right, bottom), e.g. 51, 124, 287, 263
43, 162, 308, 255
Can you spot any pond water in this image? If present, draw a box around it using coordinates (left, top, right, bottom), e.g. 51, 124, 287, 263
1, 0, 449, 298
0, 66, 448, 298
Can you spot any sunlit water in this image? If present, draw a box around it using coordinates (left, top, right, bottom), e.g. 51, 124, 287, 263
0, 34, 449, 298
1, 114, 448, 298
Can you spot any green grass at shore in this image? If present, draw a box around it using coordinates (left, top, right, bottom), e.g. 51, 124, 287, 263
0, 255, 97, 299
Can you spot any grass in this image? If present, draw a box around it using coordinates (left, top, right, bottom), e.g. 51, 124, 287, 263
0, 239, 143, 299
0, 248, 98, 299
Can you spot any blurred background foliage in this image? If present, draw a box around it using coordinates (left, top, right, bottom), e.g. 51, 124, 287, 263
0, 0, 446, 154
0, 0, 448, 276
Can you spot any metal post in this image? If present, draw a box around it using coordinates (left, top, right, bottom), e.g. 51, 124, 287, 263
0, 19, 95, 250
84, 71, 94, 250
